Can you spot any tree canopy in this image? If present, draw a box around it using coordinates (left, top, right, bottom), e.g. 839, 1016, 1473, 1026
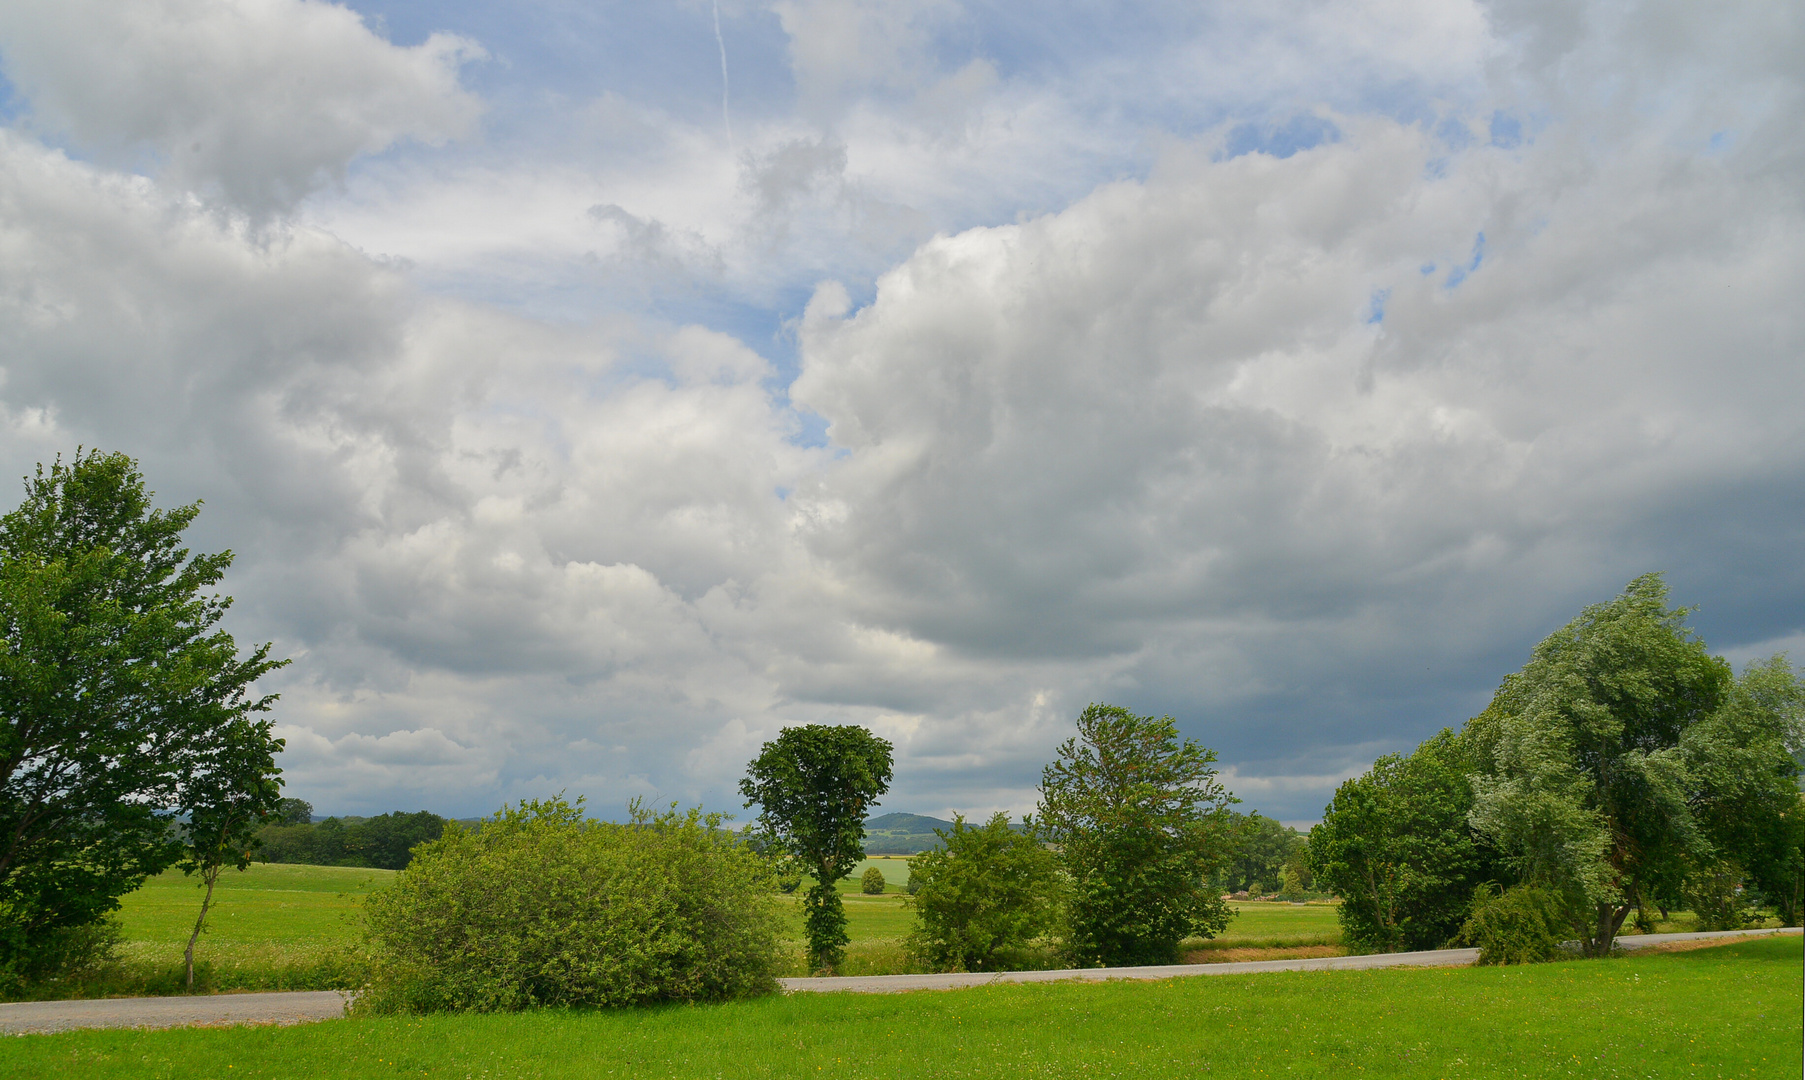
1465, 573, 1801, 953
1310, 729, 1503, 952
1038, 704, 1237, 966
740, 724, 893, 973
0, 451, 286, 973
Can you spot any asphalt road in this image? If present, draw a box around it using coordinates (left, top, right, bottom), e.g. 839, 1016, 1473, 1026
2, 926, 1794, 1034
0, 990, 349, 1035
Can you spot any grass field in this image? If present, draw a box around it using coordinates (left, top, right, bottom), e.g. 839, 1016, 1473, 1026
52, 861, 1737, 994
74, 862, 1351, 991
8, 865, 396, 1000
8, 935, 1797, 1078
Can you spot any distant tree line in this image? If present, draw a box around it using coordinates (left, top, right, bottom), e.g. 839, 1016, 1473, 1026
254, 800, 450, 871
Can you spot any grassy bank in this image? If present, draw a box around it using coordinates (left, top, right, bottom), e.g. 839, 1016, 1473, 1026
9, 935, 1797, 1078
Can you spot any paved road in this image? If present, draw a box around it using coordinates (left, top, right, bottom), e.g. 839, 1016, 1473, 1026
779, 926, 1801, 994
0, 990, 349, 1036
3, 926, 1794, 1034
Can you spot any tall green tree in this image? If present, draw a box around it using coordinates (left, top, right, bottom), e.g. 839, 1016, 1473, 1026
1310, 729, 1501, 952
0, 451, 286, 974
1465, 573, 1738, 954
1680, 656, 1805, 925
178, 717, 285, 986
740, 725, 893, 973
1037, 704, 1237, 966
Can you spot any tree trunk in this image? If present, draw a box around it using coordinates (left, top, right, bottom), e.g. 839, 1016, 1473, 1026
184, 864, 221, 989
1588, 901, 1631, 956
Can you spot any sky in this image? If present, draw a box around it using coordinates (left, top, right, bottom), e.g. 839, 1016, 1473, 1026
0, 0, 1798, 825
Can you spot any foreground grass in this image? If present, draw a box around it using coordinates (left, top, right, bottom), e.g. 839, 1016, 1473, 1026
9, 937, 1797, 1079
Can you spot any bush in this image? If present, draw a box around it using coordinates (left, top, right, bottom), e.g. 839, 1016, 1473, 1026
1684, 860, 1756, 931
1454, 884, 1569, 965
357, 796, 785, 1013
0, 912, 122, 997
861, 867, 886, 894
905, 814, 1064, 972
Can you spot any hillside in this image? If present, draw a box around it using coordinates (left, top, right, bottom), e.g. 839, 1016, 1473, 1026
862, 812, 954, 854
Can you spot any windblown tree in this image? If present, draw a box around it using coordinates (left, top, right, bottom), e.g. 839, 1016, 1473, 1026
0, 452, 287, 976
1464, 573, 1800, 954
740, 725, 893, 973
1038, 704, 1237, 966
1679, 654, 1805, 926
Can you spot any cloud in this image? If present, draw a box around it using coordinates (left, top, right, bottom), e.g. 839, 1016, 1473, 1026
0, 0, 1798, 825
0, 0, 482, 215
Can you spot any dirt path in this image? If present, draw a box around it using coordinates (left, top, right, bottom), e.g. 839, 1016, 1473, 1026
3, 926, 1793, 1033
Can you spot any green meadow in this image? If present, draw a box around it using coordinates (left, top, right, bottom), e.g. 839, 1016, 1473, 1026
8, 936, 1797, 1079
49, 860, 1738, 996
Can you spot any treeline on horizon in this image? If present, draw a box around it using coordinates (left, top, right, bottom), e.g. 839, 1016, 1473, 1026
256, 803, 1309, 891
254, 801, 453, 872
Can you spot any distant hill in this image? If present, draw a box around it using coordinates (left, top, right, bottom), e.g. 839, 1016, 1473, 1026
863, 812, 954, 854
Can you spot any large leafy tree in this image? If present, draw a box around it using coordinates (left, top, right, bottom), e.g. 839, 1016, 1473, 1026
1464, 573, 1771, 955
1679, 655, 1805, 925
740, 724, 893, 973
1037, 704, 1237, 966
0, 451, 287, 971
1310, 729, 1502, 952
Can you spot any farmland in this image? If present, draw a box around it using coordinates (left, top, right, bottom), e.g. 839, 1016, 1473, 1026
74, 860, 1353, 994
51, 860, 1755, 997
6, 935, 1797, 1078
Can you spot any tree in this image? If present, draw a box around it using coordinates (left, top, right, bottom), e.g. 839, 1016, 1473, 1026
1309, 729, 1502, 952
1465, 573, 1741, 955
1682, 655, 1805, 926
1220, 813, 1302, 895
355, 811, 450, 870
905, 813, 1064, 972
178, 718, 285, 987
275, 798, 313, 825
1037, 704, 1237, 966
740, 725, 893, 973
0, 452, 286, 975
860, 866, 887, 894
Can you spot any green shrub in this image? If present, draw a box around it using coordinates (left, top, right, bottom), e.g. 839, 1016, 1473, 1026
861, 867, 887, 894
1454, 884, 1568, 965
1683, 860, 1755, 932
357, 796, 784, 1013
0, 912, 122, 997
906, 864, 923, 895
905, 814, 1064, 972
